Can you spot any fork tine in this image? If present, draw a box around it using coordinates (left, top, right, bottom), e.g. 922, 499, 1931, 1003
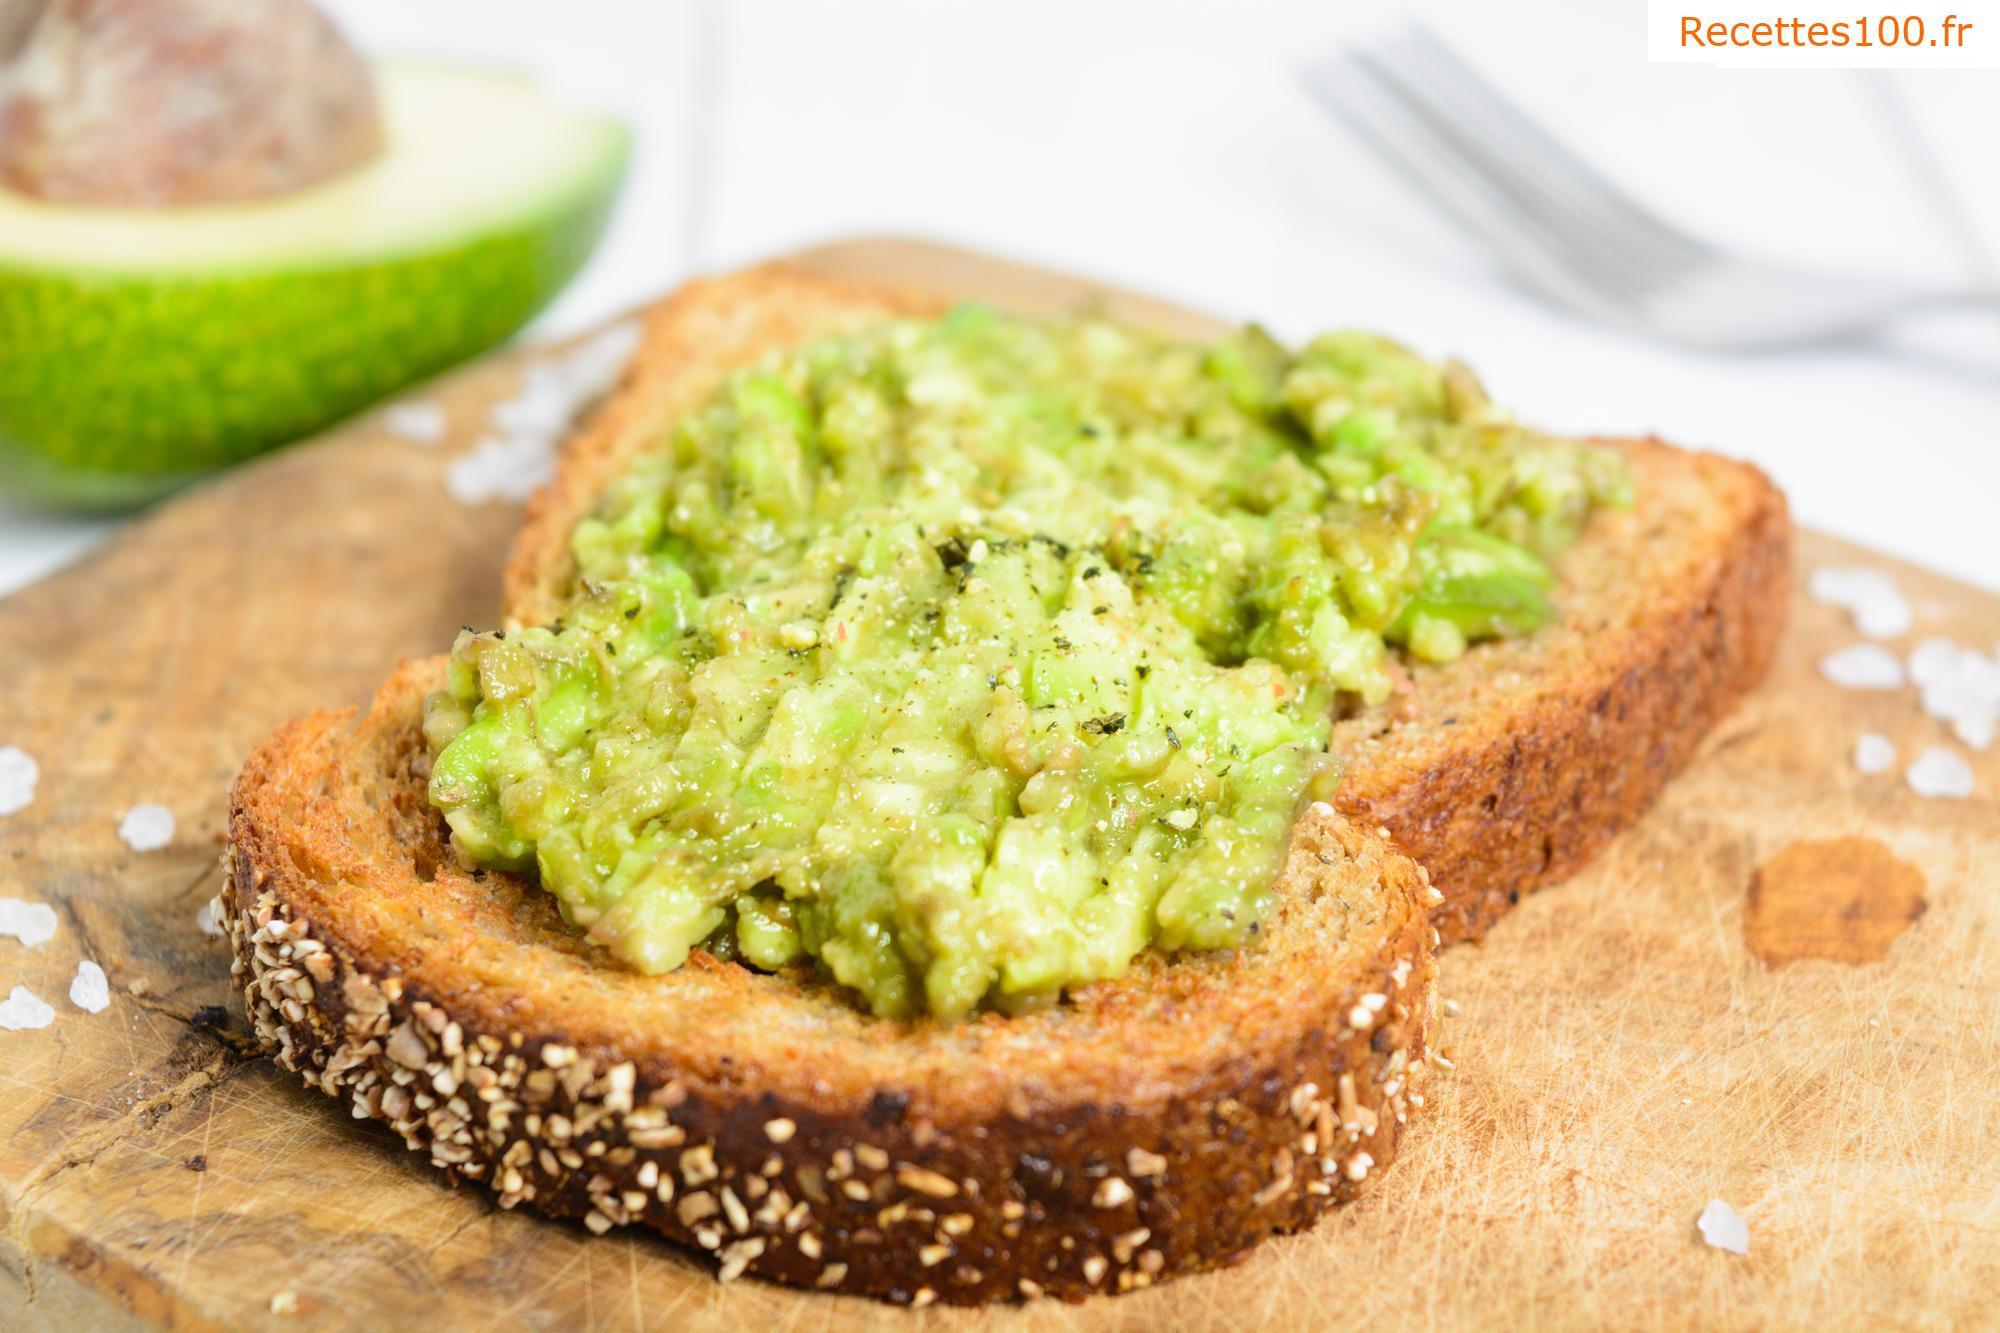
1346, 46, 1669, 302
1386, 26, 1715, 270
1303, 50, 1632, 317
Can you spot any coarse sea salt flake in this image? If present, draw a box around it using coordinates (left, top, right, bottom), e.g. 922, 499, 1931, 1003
69, 960, 109, 1013
1819, 644, 1904, 691
447, 322, 641, 509
447, 433, 556, 505
196, 898, 225, 938
576, 320, 643, 371
447, 326, 639, 508
118, 803, 175, 852
1954, 709, 1996, 752
491, 382, 574, 436
1809, 566, 1912, 639
0, 985, 55, 1031
1696, 1199, 1749, 1255
1907, 746, 1975, 799
1908, 637, 1963, 687
1906, 637, 2000, 751
0, 898, 59, 947
384, 400, 448, 445
0, 745, 36, 815
1853, 733, 1896, 775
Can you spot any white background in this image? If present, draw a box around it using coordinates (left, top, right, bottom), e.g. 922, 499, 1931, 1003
3, 0, 1995, 593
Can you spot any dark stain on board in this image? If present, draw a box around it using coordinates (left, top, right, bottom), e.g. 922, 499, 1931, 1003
1746, 836, 1927, 967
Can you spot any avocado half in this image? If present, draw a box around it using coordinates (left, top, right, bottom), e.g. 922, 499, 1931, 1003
0, 63, 629, 509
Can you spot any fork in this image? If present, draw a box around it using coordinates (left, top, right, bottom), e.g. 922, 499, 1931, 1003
1304, 27, 2000, 351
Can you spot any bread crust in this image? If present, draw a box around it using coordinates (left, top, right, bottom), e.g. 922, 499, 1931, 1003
222, 662, 1437, 1305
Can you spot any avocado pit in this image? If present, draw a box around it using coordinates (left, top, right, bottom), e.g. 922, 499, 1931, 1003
0, 0, 381, 208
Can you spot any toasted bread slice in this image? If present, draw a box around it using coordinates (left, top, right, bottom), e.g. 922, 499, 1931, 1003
501, 266, 1792, 943
223, 659, 1438, 1305
221, 261, 1783, 1304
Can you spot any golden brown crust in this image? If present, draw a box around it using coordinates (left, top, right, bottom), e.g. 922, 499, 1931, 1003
222, 661, 1437, 1305
1329, 440, 1792, 942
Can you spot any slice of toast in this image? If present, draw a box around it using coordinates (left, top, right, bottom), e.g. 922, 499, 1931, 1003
501, 266, 1792, 943
224, 659, 1438, 1305
220, 260, 1785, 1304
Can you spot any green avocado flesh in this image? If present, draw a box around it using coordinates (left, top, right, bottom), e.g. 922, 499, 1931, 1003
0, 64, 628, 509
424, 306, 1629, 1019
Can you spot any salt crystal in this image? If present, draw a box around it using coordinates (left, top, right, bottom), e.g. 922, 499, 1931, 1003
1954, 709, 1996, 752
0, 985, 54, 1031
196, 898, 225, 938
68, 960, 109, 1013
448, 323, 641, 508
1819, 644, 1904, 691
1809, 567, 1912, 639
0, 746, 36, 815
1906, 746, 1975, 799
384, 400, 447, 445
1853, 733, 1896, 775
1857, 602, 1913, 639
1908, 637, 1963, 687
1917, 675, 1983, 723
1696, 1198, 1749, 1255
1907, 638, 2000, 751
491, 381, 574, 436
446, 433, 557, 504
573, 321, 642, 376
118, 803, 175, 852
0, 898, 58, 947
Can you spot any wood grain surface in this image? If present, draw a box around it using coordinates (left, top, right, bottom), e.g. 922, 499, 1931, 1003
0, 239, 1994, 1332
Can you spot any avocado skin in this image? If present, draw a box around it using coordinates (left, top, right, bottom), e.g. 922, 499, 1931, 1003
0, 160, 623, 510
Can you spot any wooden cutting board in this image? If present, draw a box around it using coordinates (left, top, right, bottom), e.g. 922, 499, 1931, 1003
1, 239, 1994, 1332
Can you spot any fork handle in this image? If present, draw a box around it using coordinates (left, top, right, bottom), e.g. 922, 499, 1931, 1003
1914, 288, 2000, 317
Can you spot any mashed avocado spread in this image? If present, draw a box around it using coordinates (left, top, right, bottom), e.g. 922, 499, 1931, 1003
423, 306, 1628, 1019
